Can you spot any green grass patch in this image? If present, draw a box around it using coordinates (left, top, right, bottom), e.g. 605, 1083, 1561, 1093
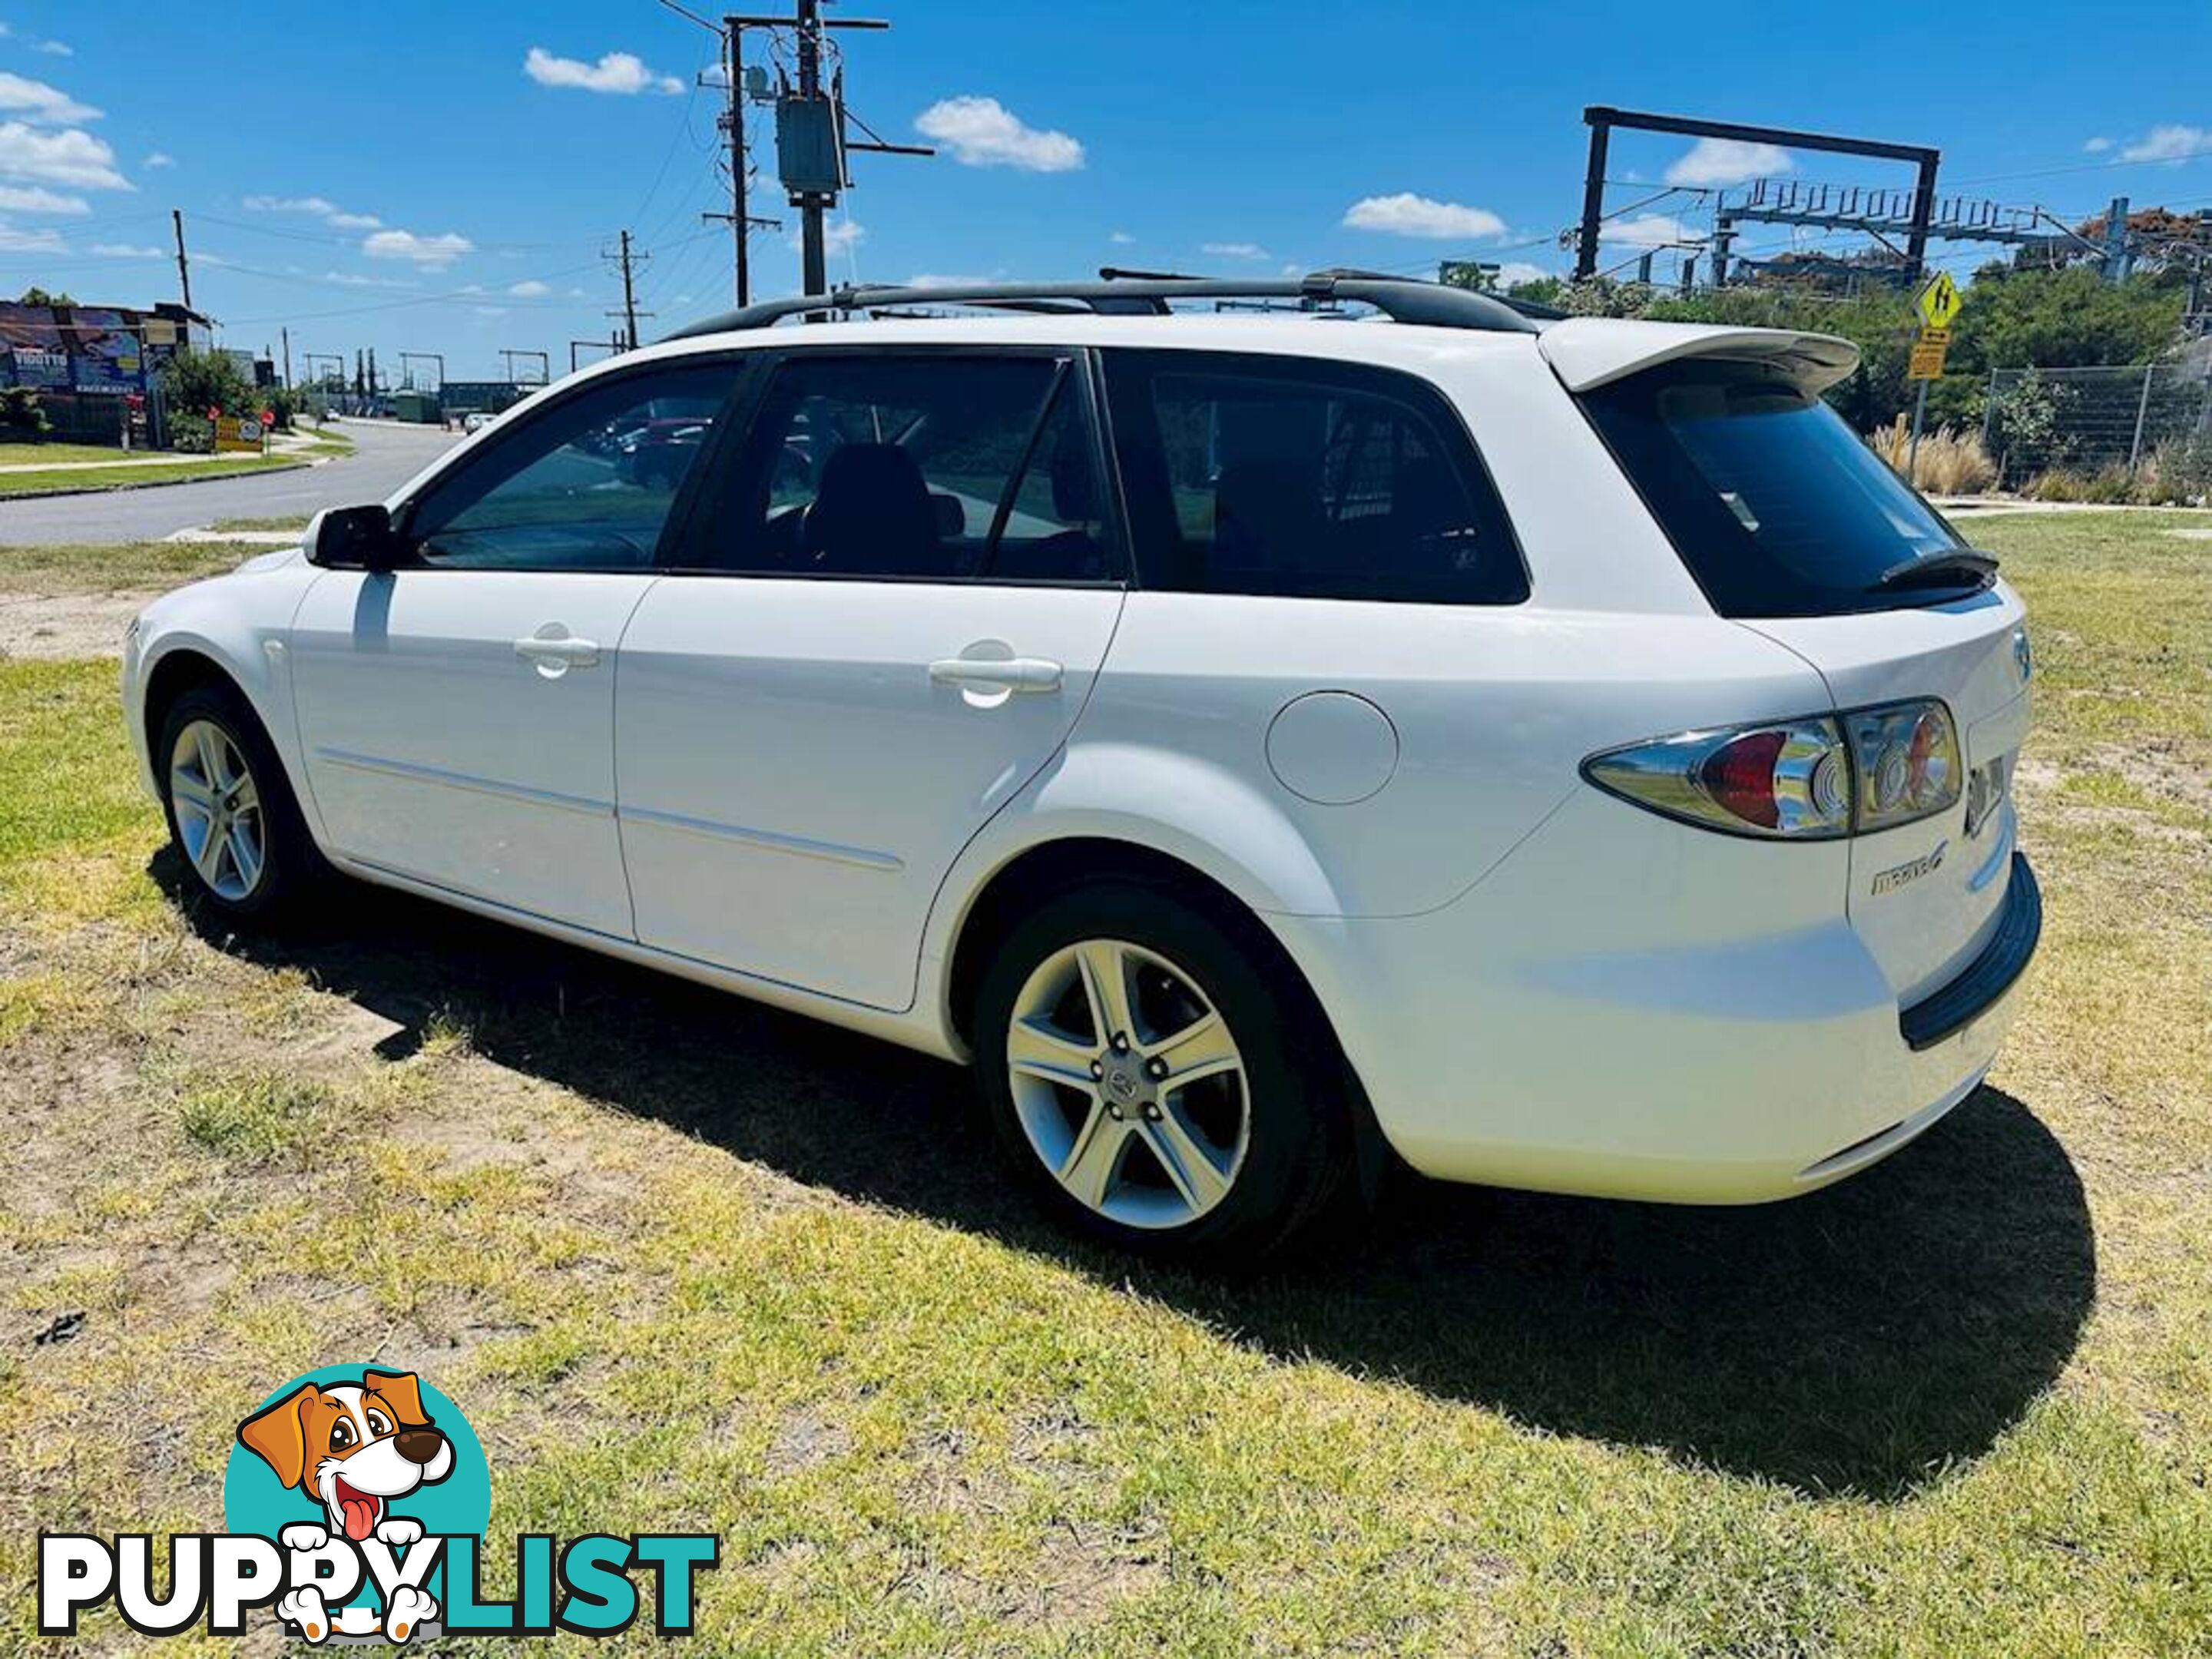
0, 439, 140, 465
0, 658, 156, 870
0, 455, 304, 497
296, 426, 356, 457
176, 1073, 337, 1162
0, 538, 263, 594
204, 515, 310, 534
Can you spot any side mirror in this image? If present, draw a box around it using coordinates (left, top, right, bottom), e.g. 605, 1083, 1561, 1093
304, 504, 404, 571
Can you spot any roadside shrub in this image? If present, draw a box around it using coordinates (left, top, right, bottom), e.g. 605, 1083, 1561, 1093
2028, 464, 2140, 504
167, 412, 213, 454
1866, 416, 1998, 494
2022, 432, 2212, 505
0, 384, 49, 439
2139, 432, 2212, 505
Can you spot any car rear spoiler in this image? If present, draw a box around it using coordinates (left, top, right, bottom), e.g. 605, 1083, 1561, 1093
1538, 319, 1859, 395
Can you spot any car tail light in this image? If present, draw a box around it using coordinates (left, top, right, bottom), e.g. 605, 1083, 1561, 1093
1842, 701, 1960, 832
1583, 699, 1959, 840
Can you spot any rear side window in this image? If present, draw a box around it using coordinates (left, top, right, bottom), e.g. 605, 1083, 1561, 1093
1102, 351, 1526, 604
694, 352, 1111, 583
1581, 360, 1966, 617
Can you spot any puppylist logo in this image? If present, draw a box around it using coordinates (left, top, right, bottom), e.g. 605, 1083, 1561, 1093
38, 1365, 718, 1642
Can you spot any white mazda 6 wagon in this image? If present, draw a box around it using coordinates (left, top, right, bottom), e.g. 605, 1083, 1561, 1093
122, 273, 2039, 1262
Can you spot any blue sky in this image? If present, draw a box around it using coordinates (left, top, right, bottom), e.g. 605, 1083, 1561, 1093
2, 0, 2209, 379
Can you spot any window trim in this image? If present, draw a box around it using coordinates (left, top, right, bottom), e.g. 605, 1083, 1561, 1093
386, 351, 759, 575
653, 342, 1131, 589
1098, 346, 1531, 606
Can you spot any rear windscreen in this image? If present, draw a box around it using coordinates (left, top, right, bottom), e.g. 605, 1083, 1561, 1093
1581, 359, 1969, 618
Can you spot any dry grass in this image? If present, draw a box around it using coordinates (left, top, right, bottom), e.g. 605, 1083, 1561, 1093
1868, 415, 1999, 493
1, 515, 2208, 1654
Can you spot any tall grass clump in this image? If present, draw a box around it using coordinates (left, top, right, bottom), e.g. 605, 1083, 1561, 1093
1867, 416, 1998, 494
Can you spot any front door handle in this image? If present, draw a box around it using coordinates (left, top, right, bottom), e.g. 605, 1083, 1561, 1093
928, 655, 1064, 694
514, 626, 601, 677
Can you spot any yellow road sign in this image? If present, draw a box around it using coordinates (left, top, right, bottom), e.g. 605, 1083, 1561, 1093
1916, 270, 1962, 331
1908, 338, 1949, 381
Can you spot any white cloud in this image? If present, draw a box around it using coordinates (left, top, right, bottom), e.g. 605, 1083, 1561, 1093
2119, 124, 2210, 163
1201, 240, 1270, 260
523, 47, 682, 96
0, 70, 98, 124
1496, 260, 1551, 288
915, 96, 1083, 171
0, 221, 66, 252
143, 150, 174, 168
0, 122, 126, 187
243, 193, 382, 230
91, 241, 164, 258
1664, 137, 1793, 187
363, 227, 474, 270
1341, 192, 1505, 240
507, 279, 551, 297
323, 270, 417, 290
906, 273, 991, 289
791, 219, 865, 256
33, 38, 70, 57
1108, 229, 1134, 245
472, 304, 508, 317
2083, 136, 2115, 154
0, 182, 84, 214
244, 193, 337, 215
1601, 212, 1699, 250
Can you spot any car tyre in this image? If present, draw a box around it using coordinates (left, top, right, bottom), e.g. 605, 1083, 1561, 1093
157, 681, 326, 922
974, 881, 1352, 1265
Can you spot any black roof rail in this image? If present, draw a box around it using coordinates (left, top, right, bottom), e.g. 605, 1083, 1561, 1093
661, 272, 1545, 341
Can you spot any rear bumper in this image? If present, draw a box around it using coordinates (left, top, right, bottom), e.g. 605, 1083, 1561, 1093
1269, 795, 2037, 1205
1899, 853, 2040, 1050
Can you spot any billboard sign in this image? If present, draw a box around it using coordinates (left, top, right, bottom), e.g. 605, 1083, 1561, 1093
69, 309, 146, 391
0, 303, 71, 388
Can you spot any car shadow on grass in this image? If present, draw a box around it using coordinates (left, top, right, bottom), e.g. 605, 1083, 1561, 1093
171, 863, 2095, 1502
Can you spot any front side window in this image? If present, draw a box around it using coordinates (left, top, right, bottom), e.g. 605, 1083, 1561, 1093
1103, 350, 1526, 604
1581, 359, 1968, 617
697, 353, 1111, 582
404, 364, 737, 571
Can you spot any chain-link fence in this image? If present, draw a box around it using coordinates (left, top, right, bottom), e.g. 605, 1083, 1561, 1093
1982, 362, 2212, 485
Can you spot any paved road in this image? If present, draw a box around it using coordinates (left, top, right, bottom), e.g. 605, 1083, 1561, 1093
0, 420, 462, 546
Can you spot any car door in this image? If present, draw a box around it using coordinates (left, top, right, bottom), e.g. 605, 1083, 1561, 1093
288, 359, 742, 935
616, 346, 1126, 1009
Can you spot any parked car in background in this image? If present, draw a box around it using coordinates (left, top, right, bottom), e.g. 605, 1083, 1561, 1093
120, 273, 2038, 1263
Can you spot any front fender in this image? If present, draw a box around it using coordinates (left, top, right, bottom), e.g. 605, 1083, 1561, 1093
127, 557, 323, 817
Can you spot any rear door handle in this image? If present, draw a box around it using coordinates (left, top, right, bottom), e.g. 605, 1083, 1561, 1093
928, 656, 1064, 693
514, 629, 601, 674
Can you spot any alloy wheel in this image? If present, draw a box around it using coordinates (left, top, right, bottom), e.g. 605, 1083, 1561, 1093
1005, 938, 1250, 1230
168, 719, 266, 902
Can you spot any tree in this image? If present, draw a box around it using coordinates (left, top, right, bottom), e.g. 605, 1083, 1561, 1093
157, 348, 262, 439
16, 286, 74, 306
1947, 264, 2184, 372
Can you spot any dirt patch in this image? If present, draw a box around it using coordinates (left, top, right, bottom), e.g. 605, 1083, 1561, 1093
0, 589, 148, 660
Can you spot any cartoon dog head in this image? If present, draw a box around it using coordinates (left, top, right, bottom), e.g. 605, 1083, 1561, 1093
238, 1370, 454, 1541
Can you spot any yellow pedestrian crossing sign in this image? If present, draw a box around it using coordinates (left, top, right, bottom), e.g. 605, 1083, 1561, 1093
1916, 270, 1962, 331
